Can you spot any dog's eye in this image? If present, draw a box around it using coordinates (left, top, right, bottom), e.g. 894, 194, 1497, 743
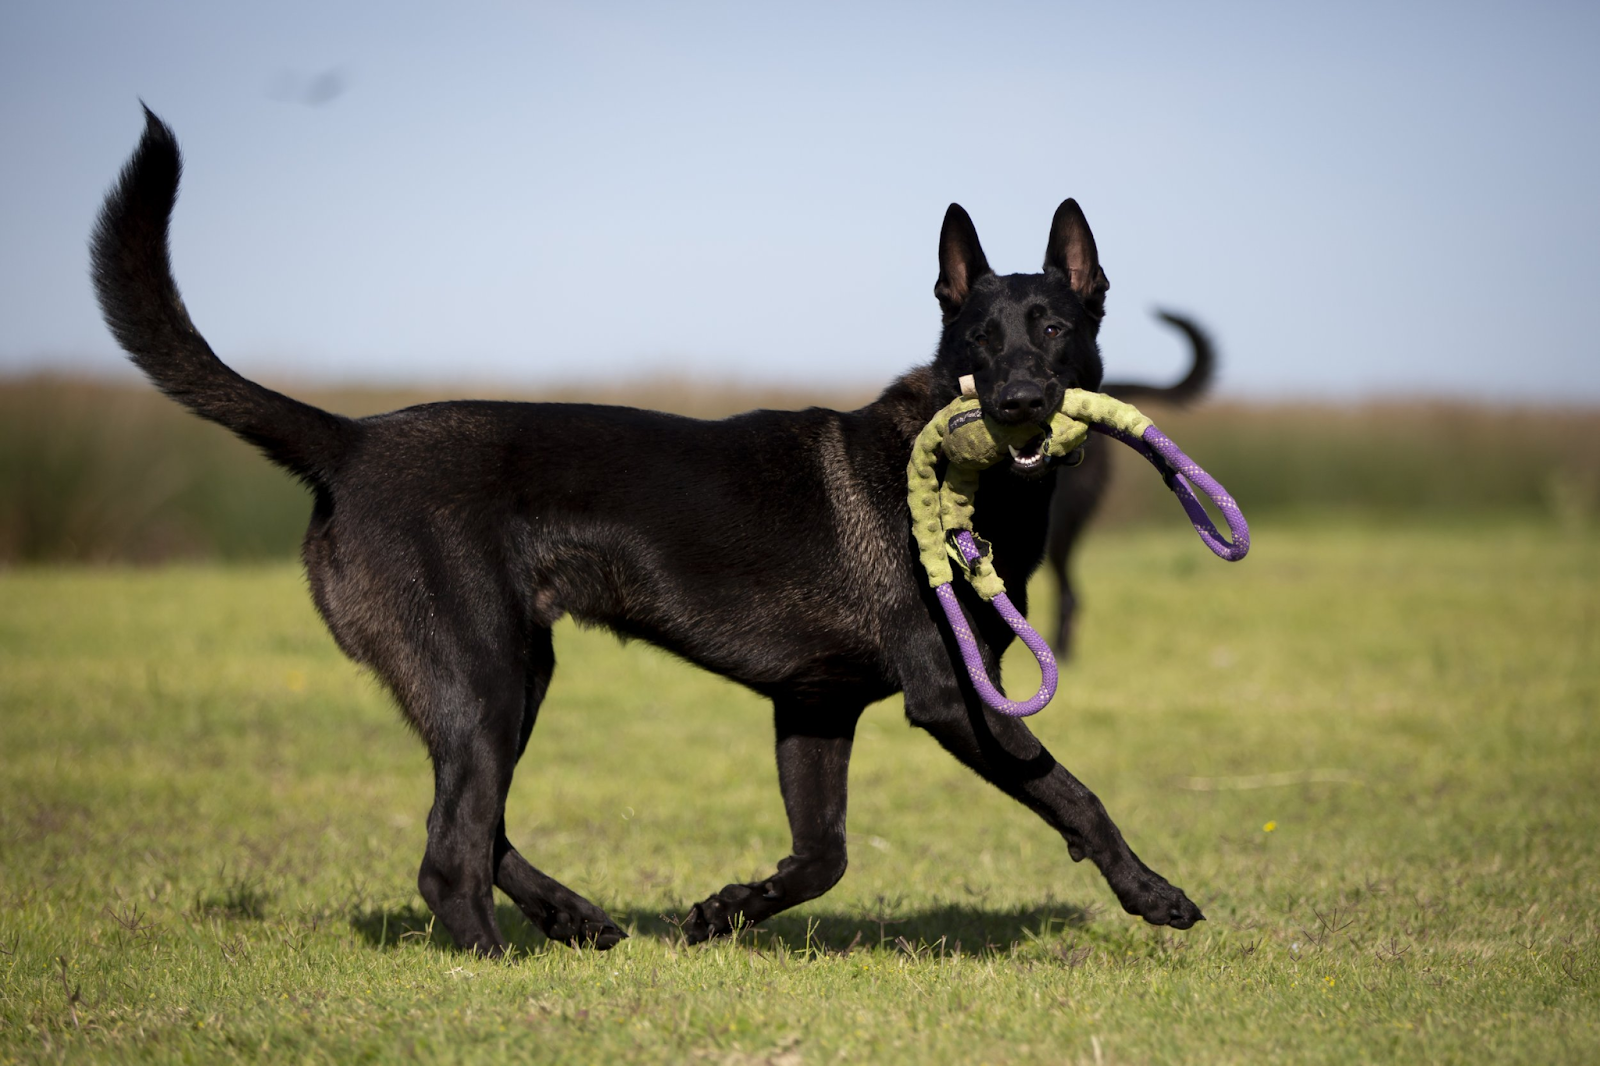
971, 332, 988, 347
1044, 324, 1063, 339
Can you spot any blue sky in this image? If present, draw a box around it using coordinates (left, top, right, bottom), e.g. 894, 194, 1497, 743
2, 1, 1597, 399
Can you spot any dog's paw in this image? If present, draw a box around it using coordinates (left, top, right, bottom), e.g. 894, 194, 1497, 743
682, 883, 767, 945
1114, 871, 1205, 930
541, 907, 627, 950
461, 936, 509, 959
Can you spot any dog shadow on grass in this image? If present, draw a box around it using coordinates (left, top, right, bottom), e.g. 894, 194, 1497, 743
350, 898, 1096, 957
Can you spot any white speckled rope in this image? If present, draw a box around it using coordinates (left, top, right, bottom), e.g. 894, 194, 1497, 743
933, 530, 1059, 717
1092, 423, 1250, 561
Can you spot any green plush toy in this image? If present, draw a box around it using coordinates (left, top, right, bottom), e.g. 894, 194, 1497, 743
906, 376, 1247, 718
905, 377, 1248, 717
906, 380, 1156, 598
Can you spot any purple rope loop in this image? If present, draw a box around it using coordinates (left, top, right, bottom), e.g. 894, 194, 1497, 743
1091, 424, 1251, 561
928, 419, 1245, 718
934, 531, 1059, 717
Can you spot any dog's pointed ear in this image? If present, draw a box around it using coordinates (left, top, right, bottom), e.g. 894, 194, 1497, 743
1044, 198, 1109, 319
935, 203, 993, 322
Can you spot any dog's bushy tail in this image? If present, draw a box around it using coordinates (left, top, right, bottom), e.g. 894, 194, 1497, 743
91, 107, 355, 488
1104, 310, 1215, 407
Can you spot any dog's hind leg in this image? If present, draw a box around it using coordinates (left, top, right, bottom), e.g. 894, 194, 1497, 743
491, 630, 626, 949
902, 663, 1204, 929
414, 626, 623, 954
682, 697, 863, 944
1044, 443, 1111, 659
1042, 525, 1082, 660
495, 833, 626, 949
412, 654, 527, 957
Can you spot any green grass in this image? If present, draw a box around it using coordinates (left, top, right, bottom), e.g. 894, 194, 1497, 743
2, 521, 1598, 1063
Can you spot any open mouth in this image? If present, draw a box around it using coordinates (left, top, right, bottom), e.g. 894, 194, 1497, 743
1006, 433, 1049, 475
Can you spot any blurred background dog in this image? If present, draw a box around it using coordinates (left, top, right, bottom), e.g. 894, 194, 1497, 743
1044, 311, 1213, 658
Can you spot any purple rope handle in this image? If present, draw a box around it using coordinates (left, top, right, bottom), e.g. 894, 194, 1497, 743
932, 421, 1247, 718
933, 531, 1059, 717
1092, 424, 1251, 561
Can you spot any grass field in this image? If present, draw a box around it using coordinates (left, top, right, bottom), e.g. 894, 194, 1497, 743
2, 519, 1597, 1063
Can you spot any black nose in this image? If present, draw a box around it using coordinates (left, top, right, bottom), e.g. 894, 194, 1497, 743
996, 380, 1047, 423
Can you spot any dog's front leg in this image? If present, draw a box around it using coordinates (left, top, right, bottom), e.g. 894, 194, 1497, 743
901, 652, 1204, 929
682, 698, 863, 944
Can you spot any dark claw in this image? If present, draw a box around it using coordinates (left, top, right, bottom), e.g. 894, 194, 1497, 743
1165, 904, 1205, 930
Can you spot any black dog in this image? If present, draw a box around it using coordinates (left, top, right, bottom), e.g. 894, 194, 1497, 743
92, 109, 1204, 956
1044, 313, 1214, 657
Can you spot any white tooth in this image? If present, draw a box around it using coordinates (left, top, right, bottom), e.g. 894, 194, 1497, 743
1008, 445, 1020, 458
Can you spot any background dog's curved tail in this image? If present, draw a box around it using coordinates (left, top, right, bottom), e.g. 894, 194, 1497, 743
91, 107, 355, 488
1104, 310, 1216, 407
